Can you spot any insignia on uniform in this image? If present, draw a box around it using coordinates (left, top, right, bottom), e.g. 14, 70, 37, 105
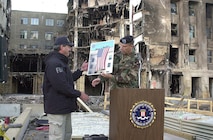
130, 100, 156, 129
121, 39, 127, 44
55, 67, 63, 73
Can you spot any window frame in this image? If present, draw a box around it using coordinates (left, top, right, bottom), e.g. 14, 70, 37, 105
208, 50, 213, 64
31, 18, 39, 25
21, 18, 28, 25
30, 30, 39, 39
56, 20, 65, 27
189, 49, 196, 62
46, 19, 54, 26
189, 25, 196, 39
45, 32, 53, 40
207, 27, 212, 39
20, 30, 28, 39
189, 2, 196, 16
29, 45, 38, 49
19, 44, 27, 49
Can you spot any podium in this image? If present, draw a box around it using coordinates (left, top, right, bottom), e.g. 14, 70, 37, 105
109, 88, 165, 140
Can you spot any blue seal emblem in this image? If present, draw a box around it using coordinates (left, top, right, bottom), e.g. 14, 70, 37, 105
130, 100, 156, 129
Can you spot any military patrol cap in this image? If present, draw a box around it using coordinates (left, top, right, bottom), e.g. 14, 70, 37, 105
120, 35, 134, 44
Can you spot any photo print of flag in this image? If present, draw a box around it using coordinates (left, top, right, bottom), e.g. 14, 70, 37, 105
87, 40, 115, 75
96, 47, 109, 71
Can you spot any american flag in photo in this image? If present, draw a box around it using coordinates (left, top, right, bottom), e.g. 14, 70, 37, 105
96, 47, 110, 71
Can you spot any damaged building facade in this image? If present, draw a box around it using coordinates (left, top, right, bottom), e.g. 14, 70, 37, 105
66, 0, 213, 98
1, 0, 213, 99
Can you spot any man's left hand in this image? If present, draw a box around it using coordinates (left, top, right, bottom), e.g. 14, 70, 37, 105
101, 73, 114, 79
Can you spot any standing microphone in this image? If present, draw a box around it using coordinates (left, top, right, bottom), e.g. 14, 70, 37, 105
136, 52, 142, 88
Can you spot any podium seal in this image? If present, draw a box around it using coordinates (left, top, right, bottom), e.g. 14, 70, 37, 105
130, 100, 156, 129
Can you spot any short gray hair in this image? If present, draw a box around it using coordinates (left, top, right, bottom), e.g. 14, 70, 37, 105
53, 45, 60, 51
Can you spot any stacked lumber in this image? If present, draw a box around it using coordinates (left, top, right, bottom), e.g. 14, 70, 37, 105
165, 97, 213, 116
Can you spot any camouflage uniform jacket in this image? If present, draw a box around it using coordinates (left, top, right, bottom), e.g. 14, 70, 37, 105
100, 51, 140, 90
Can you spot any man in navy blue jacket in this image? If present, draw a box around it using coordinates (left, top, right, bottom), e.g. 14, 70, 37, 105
43, 36, 89, 140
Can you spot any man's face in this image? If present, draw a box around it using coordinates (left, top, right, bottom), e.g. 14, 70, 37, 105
119, 43, 133, 55
59, 45, 73, 57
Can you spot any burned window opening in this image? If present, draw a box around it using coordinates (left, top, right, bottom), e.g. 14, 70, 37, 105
90, 9, 104, 25
134, 20, 143, 36
170, 75, 181, 95
171, 2, 177, 14
138, 42, 147, 62
10, 54, 39, 72
123, 6, 129, 19
96, 30, 105, 41
189, 49, 196, 62
209, 78, 213, 97
100, 23, 119, 36
110, 4, 122, 18
78, 32, 90, 46
206, 27, 212, 39
191, 77, 200, 98
189, 1, 197, 16
207, 50, 213, 64
206, 4, 212, 18
134, 0, 143, 13
68, 0, 74, 11
12, 75, 33, 94
91, 26, 106, 41
77, 48, 90, 61
79, 0, 88, 8
169, 46, 178, 65
83, 13, 89, 26
41, 55, 46, 72
171, 23, 178, 36
124, 24, 130, 35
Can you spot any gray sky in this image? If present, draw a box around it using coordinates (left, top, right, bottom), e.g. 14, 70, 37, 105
11, 0, 68, 13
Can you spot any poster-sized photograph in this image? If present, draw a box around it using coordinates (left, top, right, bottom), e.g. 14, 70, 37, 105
87, 40, 115, 75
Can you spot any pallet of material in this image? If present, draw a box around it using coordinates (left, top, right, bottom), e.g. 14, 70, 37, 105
165, 112, 213, 140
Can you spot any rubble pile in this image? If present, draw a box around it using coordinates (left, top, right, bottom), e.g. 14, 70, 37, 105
0, 94, 105, 112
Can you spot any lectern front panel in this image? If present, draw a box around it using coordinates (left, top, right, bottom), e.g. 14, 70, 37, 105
109, 88, 164, 140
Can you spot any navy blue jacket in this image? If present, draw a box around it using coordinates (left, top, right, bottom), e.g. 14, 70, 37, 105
43, 51, 82, 114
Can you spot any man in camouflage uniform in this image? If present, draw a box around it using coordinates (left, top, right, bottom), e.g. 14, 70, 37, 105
92, 35, 140, 90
